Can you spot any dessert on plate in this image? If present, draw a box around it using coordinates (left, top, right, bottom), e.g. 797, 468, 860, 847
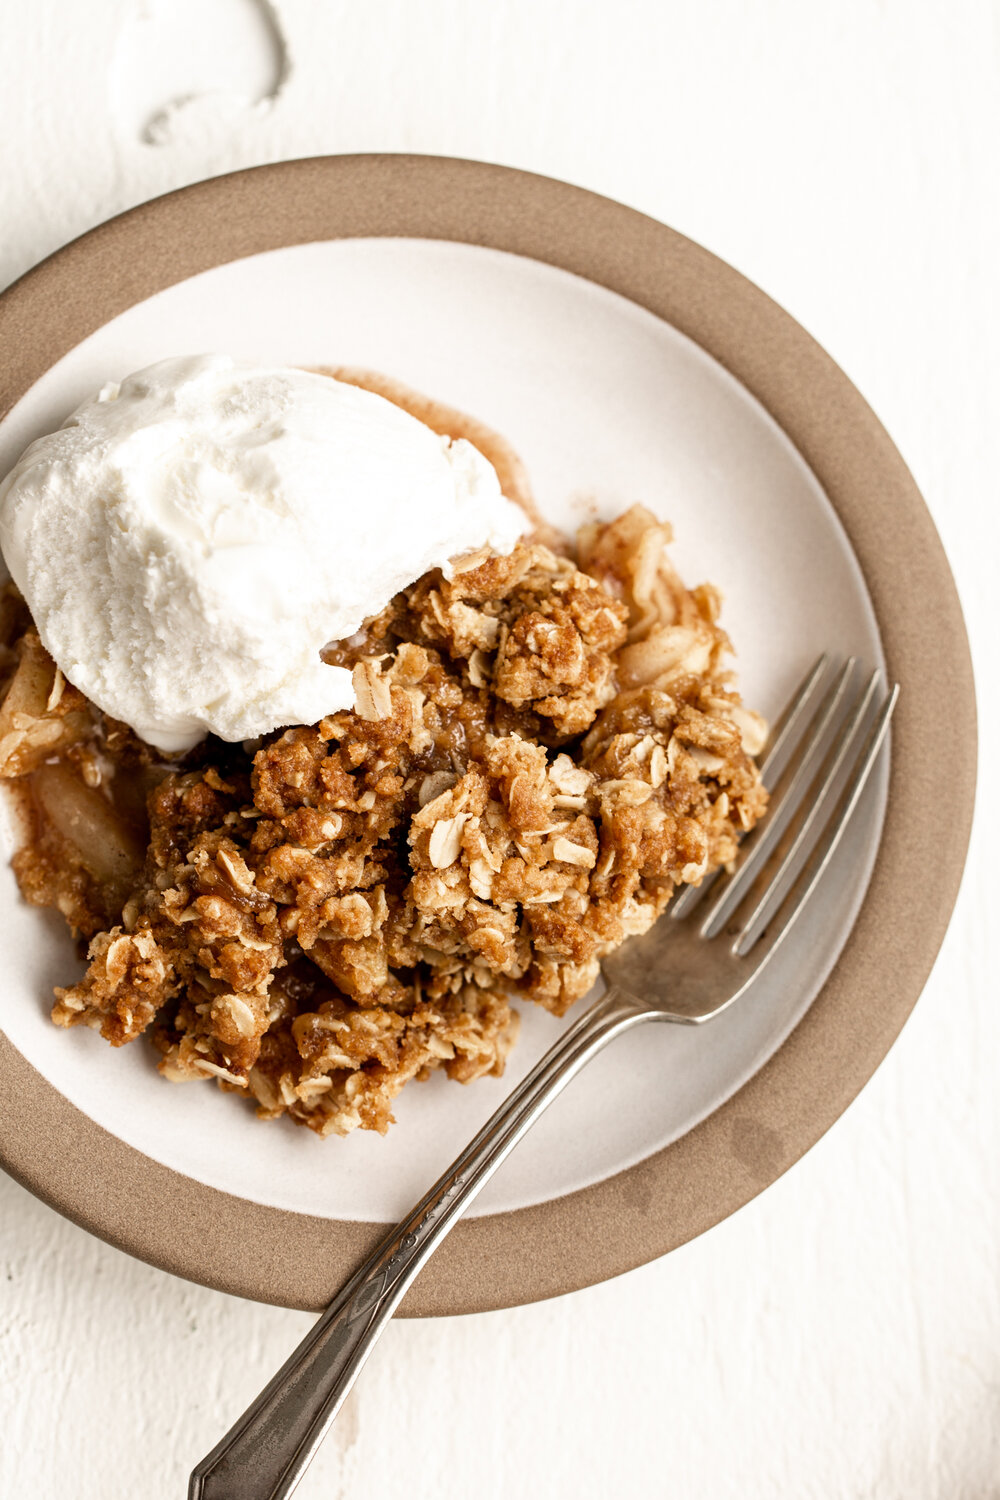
0, 355, 767, 1136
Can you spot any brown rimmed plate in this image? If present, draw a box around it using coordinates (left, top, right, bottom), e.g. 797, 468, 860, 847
0, 156, 975, 1315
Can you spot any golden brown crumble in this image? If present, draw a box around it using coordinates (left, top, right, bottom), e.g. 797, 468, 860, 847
0, 504, 767, 1137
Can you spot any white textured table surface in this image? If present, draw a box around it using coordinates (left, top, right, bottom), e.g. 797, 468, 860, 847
1, 2, 997, 1496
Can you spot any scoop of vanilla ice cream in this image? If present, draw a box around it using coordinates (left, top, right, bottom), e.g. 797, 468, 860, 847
0, 355, 527, 753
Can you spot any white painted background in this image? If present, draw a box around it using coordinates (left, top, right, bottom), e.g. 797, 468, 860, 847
1, 1, 997, 1496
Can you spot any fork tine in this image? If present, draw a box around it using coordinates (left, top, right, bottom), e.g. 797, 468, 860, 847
670, 652, 830, 922
698, 657, 858, 938
730, 667, 881, 949
757, 652, 832, 785
733, 683, 899, 959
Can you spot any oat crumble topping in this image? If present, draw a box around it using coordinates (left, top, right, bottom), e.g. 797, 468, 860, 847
0, 501, 767, 1137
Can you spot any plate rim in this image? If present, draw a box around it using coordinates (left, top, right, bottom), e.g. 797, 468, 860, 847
0, 154, 976, 1315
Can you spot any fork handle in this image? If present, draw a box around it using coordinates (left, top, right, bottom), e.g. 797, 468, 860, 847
189, 985, 650, 1500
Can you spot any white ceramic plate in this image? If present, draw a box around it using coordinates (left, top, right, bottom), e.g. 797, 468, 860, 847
0, 235, 886, 1225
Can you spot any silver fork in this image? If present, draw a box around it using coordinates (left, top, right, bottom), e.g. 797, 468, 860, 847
190, 656, 898, 1500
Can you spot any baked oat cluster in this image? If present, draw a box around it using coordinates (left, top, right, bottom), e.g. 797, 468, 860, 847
0, 506, 768, 1136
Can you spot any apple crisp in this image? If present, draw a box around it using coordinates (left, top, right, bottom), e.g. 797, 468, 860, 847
0, 502, 767, 1137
